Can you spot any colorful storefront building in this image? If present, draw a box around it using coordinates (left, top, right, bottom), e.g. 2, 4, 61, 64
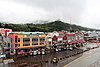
8, 32, 46, 55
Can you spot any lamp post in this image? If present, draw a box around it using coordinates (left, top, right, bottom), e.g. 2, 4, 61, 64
66, 39, 69, 64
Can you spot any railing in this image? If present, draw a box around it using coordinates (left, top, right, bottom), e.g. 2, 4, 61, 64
88, 59, 100, 67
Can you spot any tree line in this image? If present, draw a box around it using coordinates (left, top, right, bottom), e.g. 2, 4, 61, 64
0, 20, 99, 32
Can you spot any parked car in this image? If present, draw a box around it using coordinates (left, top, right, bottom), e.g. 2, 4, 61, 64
61, 48, 64, 51
52, 58, 58, 63
29, 49, 33, 55
24, 52, 28, 56
85, 45, 92, 49
55, 48, 58, 52
42, 49, 45, 55
67, 47, 73, 51
33, 51, 37, 55
30, 52, 33, 55
64, 47, 67, 50
38, 51, 41, 55
42, 51, 45, 55
58, 48, 61, 51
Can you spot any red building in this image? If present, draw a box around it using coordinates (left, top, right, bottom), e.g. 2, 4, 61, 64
52, 35, 58, 46
5, 29, 12, 37
67, 33, 76, 45
62, 34, 67, 44
8, 33, 18, 54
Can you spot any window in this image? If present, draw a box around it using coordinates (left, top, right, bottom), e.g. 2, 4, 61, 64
40, 38, 45, 42
23, 43, 30, 46
10, 38, 13, 43
23, 38, 30, 42
8, 43, 10, 47
18, 38, 20, 42
49, 41, 51, 44
40, 42, 44, 45
32, 38, 38, 45
18, 44, 20, 47
52, 41, 57, 44
58, 41, 62, 43
40, 38, 45, 45
32, 43, 38, 45
32, 38, 38, 42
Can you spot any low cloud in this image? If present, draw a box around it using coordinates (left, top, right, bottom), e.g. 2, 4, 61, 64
0, 0, 100, 29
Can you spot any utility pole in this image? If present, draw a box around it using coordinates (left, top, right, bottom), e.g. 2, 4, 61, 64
69, 18, 72, 33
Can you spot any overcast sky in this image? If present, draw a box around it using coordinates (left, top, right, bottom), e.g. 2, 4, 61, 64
0, 0, 100, 29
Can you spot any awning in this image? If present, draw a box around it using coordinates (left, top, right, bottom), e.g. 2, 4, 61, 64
67, 42, 72, 45
72, 40, 78, 44
67, 40, 78, 45
78, 40, 85, 43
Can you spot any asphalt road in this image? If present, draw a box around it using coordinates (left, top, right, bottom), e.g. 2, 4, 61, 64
63, 47, 100, 67
9, 48, 83, 67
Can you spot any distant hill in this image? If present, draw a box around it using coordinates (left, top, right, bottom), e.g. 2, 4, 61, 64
0, 20, 99, 32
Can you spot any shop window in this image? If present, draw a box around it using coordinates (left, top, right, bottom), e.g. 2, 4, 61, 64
23, 38, 30, 42
40, 42, 44, 45
58, 41, 62, 43
32, 38, 38, 42
8, 43, 10, 47
40, 38, 45, 45
18, 44, 20, 47
10, 38, 13, 43
23, 43, 30, 46
18, 38, 20, 42
32, 38, 38, 45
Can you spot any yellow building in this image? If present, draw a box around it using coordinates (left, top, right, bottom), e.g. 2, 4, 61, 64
17, 33, 46, 49
8, 32, 47, 54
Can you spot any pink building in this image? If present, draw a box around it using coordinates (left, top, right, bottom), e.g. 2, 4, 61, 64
0, 28, 5, 36
0, 28, 12, 36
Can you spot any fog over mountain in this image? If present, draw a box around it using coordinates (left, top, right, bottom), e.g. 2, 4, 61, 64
0, 0, 100, 29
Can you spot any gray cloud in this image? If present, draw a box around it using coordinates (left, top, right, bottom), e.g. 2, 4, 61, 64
14, 0, 87, 23
0, 0, 100, 29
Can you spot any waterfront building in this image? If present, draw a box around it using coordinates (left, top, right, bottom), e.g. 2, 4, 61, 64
76, 32, 85, 46
8, 32, 46, 55
46, 32, 59, 48
84, 31, 98, 42
67, 33, 77, 49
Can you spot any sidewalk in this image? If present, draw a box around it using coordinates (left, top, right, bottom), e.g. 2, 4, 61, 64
79, 47, 87, 51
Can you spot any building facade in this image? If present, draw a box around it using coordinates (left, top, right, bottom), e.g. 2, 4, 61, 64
8, 32, 46, 55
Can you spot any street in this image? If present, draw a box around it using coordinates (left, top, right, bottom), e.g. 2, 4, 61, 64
64, 47, 100, 67
3, 43, 100, 67
9, 48, 83, 67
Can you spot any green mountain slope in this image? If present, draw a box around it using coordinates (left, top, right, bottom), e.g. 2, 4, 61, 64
0, 20, 99, 32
